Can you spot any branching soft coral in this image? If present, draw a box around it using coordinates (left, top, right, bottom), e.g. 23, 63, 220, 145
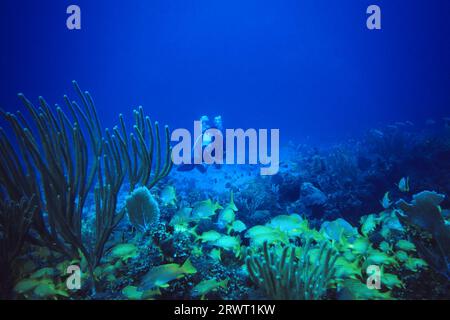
0, 81, 173, 294
246, 240, 338, 300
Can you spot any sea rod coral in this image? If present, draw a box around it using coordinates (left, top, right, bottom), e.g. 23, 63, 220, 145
0, 81, 172, 294
246, 240, 338, 300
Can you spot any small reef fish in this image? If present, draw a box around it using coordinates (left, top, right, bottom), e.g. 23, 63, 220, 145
342, 250, 357, 263
196, 230, 223, 243
380, 225, 391, 240
191, 278, 229, 298
404, 257, 427, 272
366, 250, 398, 266
216, 191, 238, 229
395, 121, 409, 127
217, 207, 236, 230
140, 258, 197, 290
30, 267, 55, 279
212, 235, 241, 257
267, 214, 306, 237
380, 212, 405, 239
173, 224, 190, 233
95, 263, 118, 282
308, 228, 327, 242
122, 285, 161, 300
14, 279, 41, 294
348, 236, 371, 255
209, 248, 222, 261
379, 241, 392, 253
245, 225, 289, 246
381, 272, 404, 290
334, 257, 361, 280
395, 250, 409, 262
229, 220, 247, 233
395, 239, 416, 252
56, 260, 73, 275
33, 281, 69, 299
226, 190, 238, 211
360, 214, 378, 236
169, 207, 193, 228
321, 218, 358, 243
160, 186, 177, 206
398, 177, 410, 193
380, 192, 393, 209
370, 129, 384, 138
338, 279, 392, 300
14, 278, 69, 299
380, 213, 404, 233
109, 243, 138, 261
191, 199, 222, 220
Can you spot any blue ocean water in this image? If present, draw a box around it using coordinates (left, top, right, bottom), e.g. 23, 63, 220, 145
1, 0, 449, 143
1, 0, 450, 301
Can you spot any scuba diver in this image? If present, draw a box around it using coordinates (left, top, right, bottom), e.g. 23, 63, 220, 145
177, 115, 224, 173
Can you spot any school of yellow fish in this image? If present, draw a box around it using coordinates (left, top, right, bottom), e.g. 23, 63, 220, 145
14, 179, 444, 300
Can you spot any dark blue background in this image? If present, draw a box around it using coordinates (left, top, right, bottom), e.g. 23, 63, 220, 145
1, 0, 449, 143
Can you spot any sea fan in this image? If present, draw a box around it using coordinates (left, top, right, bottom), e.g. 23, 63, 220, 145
126, 186, 160, 231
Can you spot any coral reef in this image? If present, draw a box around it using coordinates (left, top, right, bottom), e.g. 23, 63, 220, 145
1, 85, 449, 300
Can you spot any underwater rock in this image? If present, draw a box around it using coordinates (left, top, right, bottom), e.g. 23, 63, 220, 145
300, 182, 327, 207
396, 191, 446, 234
273, 173, 300, 202
396, 190, 450, 279
249, 210, 271, 226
